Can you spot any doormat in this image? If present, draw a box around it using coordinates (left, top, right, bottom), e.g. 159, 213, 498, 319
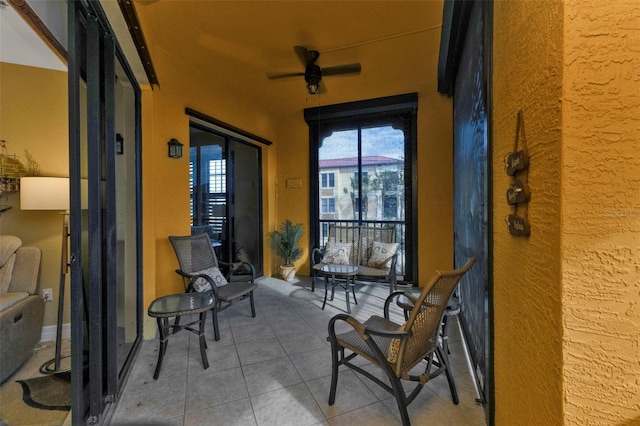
0, 371, 70, 425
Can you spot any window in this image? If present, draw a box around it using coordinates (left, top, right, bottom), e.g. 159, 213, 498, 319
321, 197, 335, 214
209, 159, 226, 192
384, 195, 398, 219
306, 93, 418, 283
321, 172, 335, 188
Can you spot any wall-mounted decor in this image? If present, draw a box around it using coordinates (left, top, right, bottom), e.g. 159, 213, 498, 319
505, 110, 530, 237
116, 134, 124, 155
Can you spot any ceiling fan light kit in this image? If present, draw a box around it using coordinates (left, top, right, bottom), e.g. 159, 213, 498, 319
305, 64, 322, 94
268, 46, 361, 95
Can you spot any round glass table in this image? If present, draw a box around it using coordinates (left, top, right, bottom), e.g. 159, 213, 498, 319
147, 292, 215, 379
319, 264, 360, 313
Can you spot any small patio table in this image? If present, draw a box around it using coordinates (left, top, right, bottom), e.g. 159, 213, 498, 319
320, 264, 360, 313
147, 292, 215, 379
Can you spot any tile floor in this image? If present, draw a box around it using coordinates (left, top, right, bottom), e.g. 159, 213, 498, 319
108, 276, 486, 426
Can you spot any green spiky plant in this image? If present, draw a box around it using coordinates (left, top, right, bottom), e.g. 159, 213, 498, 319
269, 220, 304, 266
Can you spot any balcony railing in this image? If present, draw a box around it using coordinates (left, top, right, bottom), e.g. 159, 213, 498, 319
318, 219, 406, 281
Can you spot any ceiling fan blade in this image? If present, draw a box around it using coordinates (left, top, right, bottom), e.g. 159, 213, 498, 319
266, 72, 305, 80
322, 63, 362, 77
294, 45, 312, 67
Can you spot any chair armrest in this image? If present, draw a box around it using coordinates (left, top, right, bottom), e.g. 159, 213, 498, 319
311, 248, 324, 266
328, 312, 411, 341
383, 291, 413, 319
175, 269, 219, 297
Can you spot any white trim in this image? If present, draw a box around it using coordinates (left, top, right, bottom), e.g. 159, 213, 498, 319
40, 323, 71, 342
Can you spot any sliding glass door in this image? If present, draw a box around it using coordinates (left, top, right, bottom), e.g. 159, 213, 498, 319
68, 1, 142, 422
189, 123, 263, 276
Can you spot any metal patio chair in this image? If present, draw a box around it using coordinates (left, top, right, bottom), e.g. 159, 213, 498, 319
327, 258, 475, 426
169, 233, 257, 341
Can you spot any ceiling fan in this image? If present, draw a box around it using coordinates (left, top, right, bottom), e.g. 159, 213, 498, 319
267, 46, 361, 95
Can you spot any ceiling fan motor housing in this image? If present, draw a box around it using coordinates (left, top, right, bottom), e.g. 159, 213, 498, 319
305, 63, 322, 84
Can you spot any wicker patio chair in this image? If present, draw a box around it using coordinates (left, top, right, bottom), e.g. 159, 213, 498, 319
169, 234, 257, 341
327, 258, 475, 426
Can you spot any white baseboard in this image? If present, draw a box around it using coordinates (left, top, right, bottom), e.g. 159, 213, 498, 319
40, 323, 71, 342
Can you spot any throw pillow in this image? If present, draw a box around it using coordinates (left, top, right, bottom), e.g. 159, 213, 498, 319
366, 241, 399, 270
321, 242, 351, 265
386, 324, 406, 364
192, 266, 228, 292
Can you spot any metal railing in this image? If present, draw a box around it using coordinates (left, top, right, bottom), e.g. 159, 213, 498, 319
318, 219, 406, 280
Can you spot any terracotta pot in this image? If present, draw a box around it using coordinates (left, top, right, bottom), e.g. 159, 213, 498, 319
279, 265, 296, 281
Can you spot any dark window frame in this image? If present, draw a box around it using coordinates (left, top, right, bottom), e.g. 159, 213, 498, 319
305, 93, 418, 283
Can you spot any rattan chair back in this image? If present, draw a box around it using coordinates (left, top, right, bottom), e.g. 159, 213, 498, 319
169, 234, 220, 278
394, 258, 475, 376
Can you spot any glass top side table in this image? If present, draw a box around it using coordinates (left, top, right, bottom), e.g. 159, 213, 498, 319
320, 264, 360, 313
148, 292, 215, 379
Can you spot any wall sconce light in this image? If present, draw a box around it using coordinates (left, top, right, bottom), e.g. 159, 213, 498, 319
168, 138, 183, 158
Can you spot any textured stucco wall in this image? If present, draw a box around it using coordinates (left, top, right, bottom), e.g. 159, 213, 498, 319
561, 1, 640, 424
494, 0, 640, 424
492, 1, 565, 424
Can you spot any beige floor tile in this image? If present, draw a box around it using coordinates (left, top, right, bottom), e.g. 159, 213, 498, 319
242, 356, 303, 396
100, 276, 486, 425
250, 382, 325, 426
185, 366, 248, 414
306, 370, 379, 419
184, 398, 257, 426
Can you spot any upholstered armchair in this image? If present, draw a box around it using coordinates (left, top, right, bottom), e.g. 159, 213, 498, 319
0, 235, 43, 383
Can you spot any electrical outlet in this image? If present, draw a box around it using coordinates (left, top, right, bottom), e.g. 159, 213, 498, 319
42, 288, 53, 302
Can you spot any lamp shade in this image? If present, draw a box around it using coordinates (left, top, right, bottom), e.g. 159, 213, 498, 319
20, 177, 70, 211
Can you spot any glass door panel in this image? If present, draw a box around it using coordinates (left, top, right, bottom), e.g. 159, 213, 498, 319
361, 126, 405, 222
114, 56, 140, 379
189, 124, 263, 275
318, 130, 358, 235
317, 124, 408, 280
70, 2, 143, 422
229, 140, 262, 276
190, 130, 227, 259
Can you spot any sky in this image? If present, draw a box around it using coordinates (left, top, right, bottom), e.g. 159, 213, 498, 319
319, 126, 405, 160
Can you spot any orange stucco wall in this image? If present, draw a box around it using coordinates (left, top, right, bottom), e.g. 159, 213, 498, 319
561, 0, 640, 423
137, 11, 455, 321
135, 16, 281, 340
493, 0, 640, 424
493, 1, 564, 424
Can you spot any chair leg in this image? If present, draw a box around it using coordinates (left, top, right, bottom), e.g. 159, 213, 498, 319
436, 345, 459, 404
389, 375, 411, 426
211, 305, 220, 341
328, 344, 340, 405
198, 311, 209, 370
250, 290, 256, 317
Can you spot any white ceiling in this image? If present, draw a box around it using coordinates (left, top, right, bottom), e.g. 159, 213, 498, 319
0, 0, 66, 71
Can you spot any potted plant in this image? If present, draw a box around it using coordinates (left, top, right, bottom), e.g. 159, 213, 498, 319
269, 219, 304, 281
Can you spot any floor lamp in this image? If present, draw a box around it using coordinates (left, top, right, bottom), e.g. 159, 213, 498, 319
20, 177, 71, 374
